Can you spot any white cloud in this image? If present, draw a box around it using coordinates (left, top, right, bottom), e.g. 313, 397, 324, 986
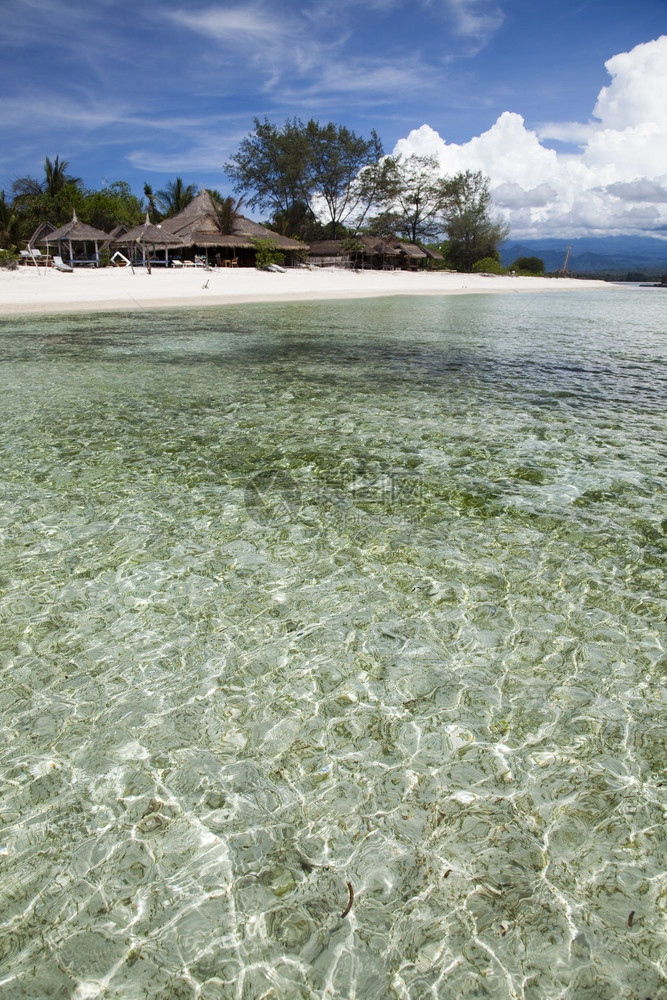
393, 35, 667, 237
167, 5, 294, 44
593, 36, 667, 131
442, 0, 504, 42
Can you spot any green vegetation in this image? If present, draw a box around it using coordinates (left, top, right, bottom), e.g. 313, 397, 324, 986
82, 182, 144, 232
225, 117, 383, 240
0, 247, 19, 269
439, 170, 510, 272
227, 122, 508, 267
375, 154, 444, 243
251, 238, 286, 269
3, 119, 511, 270
511, 255, 545, 275
471, 256, 505, 274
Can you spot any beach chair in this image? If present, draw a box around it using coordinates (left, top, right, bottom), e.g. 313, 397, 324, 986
53, 255, 74, 273
20, 248, 44, 265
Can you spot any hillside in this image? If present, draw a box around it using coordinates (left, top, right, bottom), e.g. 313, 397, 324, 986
500, 236, 667, 277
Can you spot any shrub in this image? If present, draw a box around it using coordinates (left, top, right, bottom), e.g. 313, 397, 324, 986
471, 256, 504, 274
0, 247, 19, 269
511, 256, 544, 275
251, 238, 285, 269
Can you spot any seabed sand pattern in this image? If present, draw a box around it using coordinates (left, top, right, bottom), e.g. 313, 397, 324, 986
0, 266, 613, 315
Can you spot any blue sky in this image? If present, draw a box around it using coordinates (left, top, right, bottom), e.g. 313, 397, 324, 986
2, 0, 666, 236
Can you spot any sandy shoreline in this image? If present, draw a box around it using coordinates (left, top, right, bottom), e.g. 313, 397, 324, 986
0, 265, 614, 316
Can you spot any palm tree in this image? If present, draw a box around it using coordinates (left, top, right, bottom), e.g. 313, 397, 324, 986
0, 191, 21, 249
12, 156, 83, 227
43, 155, 81, 197
143, 183, 161, 222
12, 155, 81, 206
213, 194, 244, 235
155, 178, 197, 217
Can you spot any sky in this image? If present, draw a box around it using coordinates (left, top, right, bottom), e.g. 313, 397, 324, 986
2, 0, 666, 239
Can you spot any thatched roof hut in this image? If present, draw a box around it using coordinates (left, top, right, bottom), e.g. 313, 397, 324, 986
112, 213, 186, 266
308, 236, 400, 270
308, 237, 443, 270
27, 221, 56, 249
159, 188, 307, 265
120, 213, 186, 247
43, 212, 109, 244
41, 211, 110, 266
102, 224, 129, 249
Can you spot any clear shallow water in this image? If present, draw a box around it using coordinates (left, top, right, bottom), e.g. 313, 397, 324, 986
0, 289, 665, 999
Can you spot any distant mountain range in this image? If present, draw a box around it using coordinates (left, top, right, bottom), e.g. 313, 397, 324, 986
500, 236, 667, 277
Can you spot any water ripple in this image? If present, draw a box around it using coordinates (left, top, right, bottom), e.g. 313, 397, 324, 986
0, 290, 665, 998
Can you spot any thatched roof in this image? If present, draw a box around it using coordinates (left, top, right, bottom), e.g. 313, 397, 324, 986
395, 242, 428, 259
115, 213, 186, 248
308, 240, 346, 256
43, 211, 109, 243
309, 236, 399, 257
160, 188, 307, 250
27, 221, 55, 248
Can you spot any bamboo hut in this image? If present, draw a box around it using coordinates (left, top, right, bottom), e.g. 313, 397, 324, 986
42, 212, 110, 266
159, 188, 307, 267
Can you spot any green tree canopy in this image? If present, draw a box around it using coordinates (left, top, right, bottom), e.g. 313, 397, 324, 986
0, 191, 21, 249
511, 255, 544, 274
83, 181, 144, 232
471, 256, 504, 274
11, 155, 84, 229
225, 117, 314, 232
225, 117, 384, 239
439, 170, 509, 271
378, 154, 444, 244
154, 177, 197, 217
304, 121, 383, 238
208, 191, 245, 235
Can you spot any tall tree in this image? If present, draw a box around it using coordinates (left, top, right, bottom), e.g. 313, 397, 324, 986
225, 118, 384, 238
43, 155, 81, 197
379, 154, 444, 243
225, 117, 314, 231
305, 121, 383, 238
12, 155, 83, 226
13, 155, 81, 206
0, 191, 21, 248
439, 170, 509, 271
143, 183, 161, 222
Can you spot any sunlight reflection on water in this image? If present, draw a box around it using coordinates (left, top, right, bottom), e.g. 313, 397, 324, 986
0, 289, 665, 998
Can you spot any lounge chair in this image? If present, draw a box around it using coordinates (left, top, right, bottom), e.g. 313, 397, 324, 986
53, 255, 74, 273
20, 248, 44, 265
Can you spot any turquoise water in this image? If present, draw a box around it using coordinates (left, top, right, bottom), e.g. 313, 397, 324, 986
0, 289, 665, 999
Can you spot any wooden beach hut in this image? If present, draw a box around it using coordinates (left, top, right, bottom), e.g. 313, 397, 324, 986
112, 213, 186, 267
42, 212, 110, 267
308, 236, 400, 270
159, 188, 307, 267
393, 242, 429, 270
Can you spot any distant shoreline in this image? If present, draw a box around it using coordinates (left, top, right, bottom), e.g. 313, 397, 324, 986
0, 266, 616, 317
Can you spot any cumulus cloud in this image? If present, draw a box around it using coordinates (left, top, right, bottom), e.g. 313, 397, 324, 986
393, 35, 667, 238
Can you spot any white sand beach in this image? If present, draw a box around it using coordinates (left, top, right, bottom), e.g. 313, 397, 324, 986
0, 264, 613, 316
